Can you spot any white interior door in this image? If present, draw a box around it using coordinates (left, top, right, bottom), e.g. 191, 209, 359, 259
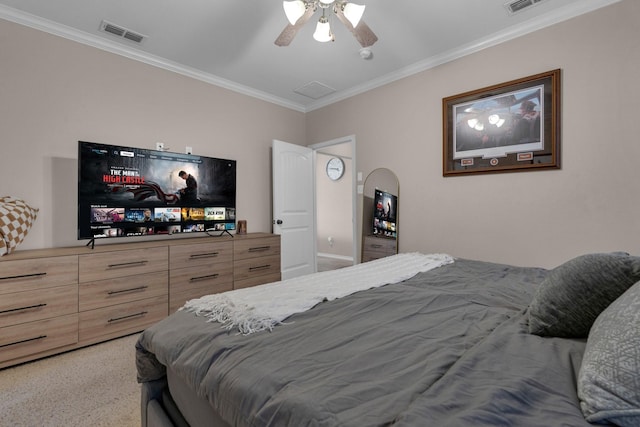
272, 140, 316, 279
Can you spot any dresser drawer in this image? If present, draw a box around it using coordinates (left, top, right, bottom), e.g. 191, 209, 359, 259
233, 236, 281, 261
0, 255, 78, 294
170, 264, 233, 311
170, 263, 233, 289
79, 271, 168, 312
363, 236, 397, 261
0, 314, 78, 364
363, 236, 397, 251
234, 272, 281, 290
233, 255, 281, 283
170, 241, 233, 270
79, 295, 167, 343
0, 284, 78, 328
79, 247, 168, 282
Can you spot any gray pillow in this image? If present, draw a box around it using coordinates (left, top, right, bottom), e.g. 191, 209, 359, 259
528, 252, 640, 337
578, 281, 640, 426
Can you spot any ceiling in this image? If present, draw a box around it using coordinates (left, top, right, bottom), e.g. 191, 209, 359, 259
0, 0, 620, 112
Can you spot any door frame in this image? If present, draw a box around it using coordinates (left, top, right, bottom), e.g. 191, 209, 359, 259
310, 135, 358, 267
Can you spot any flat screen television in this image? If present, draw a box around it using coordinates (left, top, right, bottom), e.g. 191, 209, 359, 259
372, 188, 397, 239
77, 141, 236, 242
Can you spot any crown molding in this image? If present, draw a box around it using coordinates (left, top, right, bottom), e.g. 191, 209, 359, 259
305, 0, 623, 112
0, 4, 307, 113
1, 0, 622, 114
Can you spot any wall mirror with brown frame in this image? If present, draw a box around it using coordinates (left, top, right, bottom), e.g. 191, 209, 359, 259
361, 168, 399, 262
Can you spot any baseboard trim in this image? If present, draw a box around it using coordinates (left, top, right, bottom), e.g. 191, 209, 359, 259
317, 253, 353, 262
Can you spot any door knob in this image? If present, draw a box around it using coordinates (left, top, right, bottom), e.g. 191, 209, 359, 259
275, 219, 283, 225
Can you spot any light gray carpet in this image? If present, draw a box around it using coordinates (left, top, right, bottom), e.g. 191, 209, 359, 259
0, 333, 140, 427
317, 255, 353, 272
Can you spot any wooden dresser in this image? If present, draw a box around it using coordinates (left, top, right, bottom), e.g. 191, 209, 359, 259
0, 255, 79, 369
362, 235, 397, 262
233, 234, 281, 289
168, 240, 233, 313
0, 233, 280, 369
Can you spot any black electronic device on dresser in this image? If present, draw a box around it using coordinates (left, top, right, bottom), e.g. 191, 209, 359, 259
362, 188, 398, 262
372, 188, 397, 239
77, 141, 236, 243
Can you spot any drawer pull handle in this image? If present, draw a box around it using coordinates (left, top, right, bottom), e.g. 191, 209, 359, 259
107, 261, 148, 269
371, 244, 383, 248
0, 303, 47, 315
189, 252, 219, 259
0, 335, 47, 349
249, 265, 271, 272
190, 273, 220, 282
248, 246, 270, 252
107, 311, 148, 323
0, 272, 47, 281
107, 286, 149, 295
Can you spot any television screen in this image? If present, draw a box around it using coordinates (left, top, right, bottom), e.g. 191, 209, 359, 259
78, 141, 236, 241
372, 189, 397, 239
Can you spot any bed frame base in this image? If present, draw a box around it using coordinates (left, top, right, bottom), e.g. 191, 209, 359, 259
141, 378, 188, 427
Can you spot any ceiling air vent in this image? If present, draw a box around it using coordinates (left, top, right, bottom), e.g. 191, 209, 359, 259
294, 81, 336, 100
504, 0, 548, 15
100, 20, 146, 44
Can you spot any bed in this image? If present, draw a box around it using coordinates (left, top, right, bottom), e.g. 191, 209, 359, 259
136, 252, 640, 427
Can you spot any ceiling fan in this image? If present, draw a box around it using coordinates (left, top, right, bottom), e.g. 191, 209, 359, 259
275, 0, 378, 47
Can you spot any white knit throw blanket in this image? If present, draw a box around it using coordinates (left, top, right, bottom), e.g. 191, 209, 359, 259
182, 252, 454, 335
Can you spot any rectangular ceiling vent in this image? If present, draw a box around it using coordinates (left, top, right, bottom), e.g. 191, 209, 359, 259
504, 0, 548, 15
294, 81, 337, 100
100, 20, 146, 44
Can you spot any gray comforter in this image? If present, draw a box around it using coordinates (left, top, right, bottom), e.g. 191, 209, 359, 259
136, 258, 595, 426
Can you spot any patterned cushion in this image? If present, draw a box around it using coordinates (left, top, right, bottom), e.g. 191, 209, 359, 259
578, 281, 640, 426
0, 196, 39, 256
528, 252, 640, 337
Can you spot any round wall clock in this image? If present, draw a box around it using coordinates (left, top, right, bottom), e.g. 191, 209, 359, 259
326, 157, 345, 181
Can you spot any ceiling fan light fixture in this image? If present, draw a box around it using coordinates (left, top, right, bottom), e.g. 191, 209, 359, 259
283, 0, 306, 25
275, 0, 377, 47
342, 3, 365, 28
313, 16, 333, 42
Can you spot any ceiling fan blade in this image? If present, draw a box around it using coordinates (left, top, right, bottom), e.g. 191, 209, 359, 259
274, 6, 315, 47
334, 7, 378, 48
352, 20, 378, 48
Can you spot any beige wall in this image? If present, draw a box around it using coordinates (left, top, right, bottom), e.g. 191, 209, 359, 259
315, 146, 353, 258
0, 18, 305, 250
2, 1, 638, 268
306, 0, 640, 268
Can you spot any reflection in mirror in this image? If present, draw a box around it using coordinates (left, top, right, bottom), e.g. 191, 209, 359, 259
362, 168, 399, 262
